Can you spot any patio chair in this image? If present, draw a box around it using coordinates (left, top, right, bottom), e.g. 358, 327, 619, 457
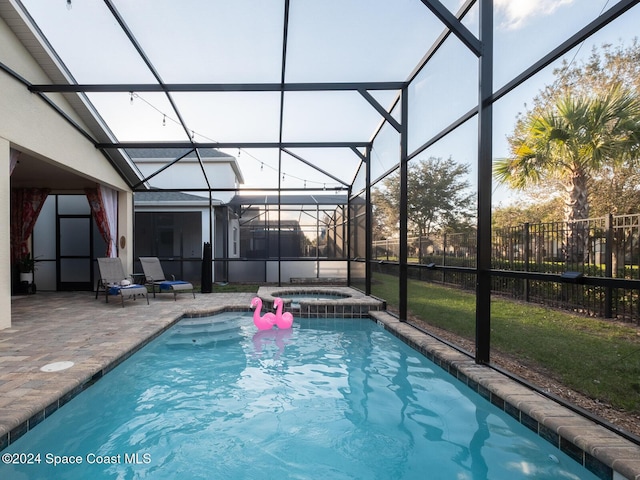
96, 257, 149, 307
139, 257, 195, 300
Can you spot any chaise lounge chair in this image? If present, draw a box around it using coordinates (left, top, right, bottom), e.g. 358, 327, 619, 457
139, 257, 195, 301
95, 257, 149, 307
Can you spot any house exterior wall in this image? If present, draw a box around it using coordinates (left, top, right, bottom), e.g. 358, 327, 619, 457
134, 208, 206, 259
132, 150, 243, 283
0, 18, 129, 193
134, 159, 239, 204
134, 202, 210, 284
0, 139, 10, 329
134, 203, 242, 283
1, 16, 134, 328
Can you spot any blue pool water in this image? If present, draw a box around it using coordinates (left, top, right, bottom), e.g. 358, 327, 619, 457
1, 314, 598, 479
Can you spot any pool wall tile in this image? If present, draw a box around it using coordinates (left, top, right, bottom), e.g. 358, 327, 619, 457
585, 453, 613, 480
504, 402, 520, 421
561, 437, 586, 464
467, 378, 479, 392
478, 385, 491, 401
44, 401, 58, 418
540, 424, 560, 446
27, 410, 44, 430
520, 412, 539, 433
369, 311, 640, 480
9, 421, 27, 443
490, 394, 505, 410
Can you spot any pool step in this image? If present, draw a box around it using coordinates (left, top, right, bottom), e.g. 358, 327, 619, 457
167, 316, 248, 346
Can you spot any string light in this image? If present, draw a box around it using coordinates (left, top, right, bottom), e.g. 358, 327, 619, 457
126, 91, 342, 190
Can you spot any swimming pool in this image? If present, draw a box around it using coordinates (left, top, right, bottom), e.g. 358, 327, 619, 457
0, 313, 598, 479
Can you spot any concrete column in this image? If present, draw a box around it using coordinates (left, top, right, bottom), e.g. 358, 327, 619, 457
0, 138, 11, 329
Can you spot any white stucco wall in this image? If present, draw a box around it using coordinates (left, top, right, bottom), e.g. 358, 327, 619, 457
1, 15, 135, 328
0, 139, 11, 330
0, 18, 129, 192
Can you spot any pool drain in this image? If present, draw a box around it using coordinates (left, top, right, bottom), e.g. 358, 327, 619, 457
40, 361, 74, 372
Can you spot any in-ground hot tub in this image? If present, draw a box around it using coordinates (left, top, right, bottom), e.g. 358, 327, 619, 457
257, 286, 384, 318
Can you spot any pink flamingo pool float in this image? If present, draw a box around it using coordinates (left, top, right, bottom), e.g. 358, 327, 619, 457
252, 328, 293, 358
250, 297, 276, 330
250, 297, 294, 330
273, 297, 294, 329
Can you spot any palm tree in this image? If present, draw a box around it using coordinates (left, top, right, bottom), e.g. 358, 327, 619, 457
494, 84, 640, 261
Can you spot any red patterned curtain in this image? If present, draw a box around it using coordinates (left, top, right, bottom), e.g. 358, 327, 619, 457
86, 187, 117, 257
10, 188, 50, 263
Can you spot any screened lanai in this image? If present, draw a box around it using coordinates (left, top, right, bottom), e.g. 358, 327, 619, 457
3, 0, 640, 417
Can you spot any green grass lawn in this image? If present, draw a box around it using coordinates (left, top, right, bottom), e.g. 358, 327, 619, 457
372, 273, 640, 413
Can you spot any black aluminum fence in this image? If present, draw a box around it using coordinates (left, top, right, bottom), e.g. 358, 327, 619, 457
372, 214, 640, 323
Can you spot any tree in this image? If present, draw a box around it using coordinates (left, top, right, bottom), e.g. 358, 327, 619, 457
589, 163, 640, 216
492, 197, 564, 230
538, 40, 640, 104
494, 85, 640, 260
498, 41, 640, 215
371, 188, 398, 240
374, 156, 475, 244
499, 42, 640, 218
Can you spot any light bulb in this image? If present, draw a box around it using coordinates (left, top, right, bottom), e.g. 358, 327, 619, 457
66, 0, 72, 10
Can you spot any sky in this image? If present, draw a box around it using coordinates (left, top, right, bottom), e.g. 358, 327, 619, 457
16, 0, 640, 205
